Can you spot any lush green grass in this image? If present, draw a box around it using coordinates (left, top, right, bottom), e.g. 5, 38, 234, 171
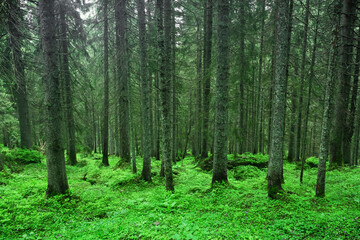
1, 150, 360, 239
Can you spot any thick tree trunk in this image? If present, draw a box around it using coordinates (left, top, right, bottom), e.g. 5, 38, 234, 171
351, 27, 360, 166
201, 0, 213, 159
8, 0, 32, 149
40, 0, 69, 196
137, 0, 152, 182
116, 0, 130, 163
102, 0, 110, 166
330, 0, 356, 167
267, 0, 289, 199
212, 0, 230, 185
348, 28, 360, 165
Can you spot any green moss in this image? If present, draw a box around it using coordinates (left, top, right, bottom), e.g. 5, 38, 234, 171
0, 153, 359, 239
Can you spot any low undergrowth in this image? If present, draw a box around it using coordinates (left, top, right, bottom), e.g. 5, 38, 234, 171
0, 150, 360, 239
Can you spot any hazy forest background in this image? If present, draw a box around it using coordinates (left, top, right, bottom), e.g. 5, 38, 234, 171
1, 0, 360, 239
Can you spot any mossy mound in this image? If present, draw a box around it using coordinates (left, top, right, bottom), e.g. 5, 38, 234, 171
196, 153, 268, 172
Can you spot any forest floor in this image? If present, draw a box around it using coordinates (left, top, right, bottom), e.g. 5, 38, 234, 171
1, 150, 360, 239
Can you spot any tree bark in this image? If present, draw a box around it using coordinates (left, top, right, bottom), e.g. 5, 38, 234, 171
267, 0, 289, 198
40, 0, 69, 196
8, 0, 32, 149
59, 0, 77, 165
162, 0, 174, 191
330, 0, 356, 167
254, 0, 266, 154
300, 4, 319, 182
137, 0, 152, 182
156, 0, 165, 176
316, 40, 337, 197
351, 27, 360, 166
116, 0, 130, 163
102, 0, 110, 166
294, 0, 310, 164
171, 5, 177, 164
212, 0, 230, 185
195, 19, 202, 157
201, 0, 213, 159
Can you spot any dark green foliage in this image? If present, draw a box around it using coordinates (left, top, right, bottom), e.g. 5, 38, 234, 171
233, 165, 264, 180
1, 146, 42, 164
197, 153, 268, 171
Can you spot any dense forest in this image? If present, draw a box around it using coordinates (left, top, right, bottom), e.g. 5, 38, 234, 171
1, 0, 360, 238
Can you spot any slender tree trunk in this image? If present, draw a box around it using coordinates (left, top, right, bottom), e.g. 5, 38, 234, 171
8, 0, 32, 149
267, 0, 289, 199
102, 0, 110, 166
201, 0, 213, 159
237, 0, 245, 155
137, 0, 152, 182
162, 0, 174, 191
300, 5, 319, 182
40, 0, 69, 196
171, 6, 177, 164
294, 0, 310, 164
59, 0, 77, 165
267, 0, 278, 154
195, 19, 202, 157
316, 39, 337, 197
212, 0, 230, 185
287, 89, 296, 161
254, 0, 266, 154
116, 0, 130, 163
156, 0, 165, 177
182, 92, 193, 159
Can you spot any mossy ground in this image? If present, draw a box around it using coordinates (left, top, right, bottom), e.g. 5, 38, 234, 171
0, 151, 360, 239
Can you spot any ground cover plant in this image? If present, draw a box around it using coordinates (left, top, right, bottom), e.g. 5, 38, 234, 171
1, 149, 359, 239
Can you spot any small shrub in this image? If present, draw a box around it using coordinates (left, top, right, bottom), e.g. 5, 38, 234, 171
2, 147, 42, 164
233, 165, 264, 180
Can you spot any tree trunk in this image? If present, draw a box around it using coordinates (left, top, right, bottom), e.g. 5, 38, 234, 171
294, 0, 310, 164
39, 0, 69, 196
254, 0, 266, 154
330, 0, 356, 167
59, 0, 77, 165
102, 0, 110, 166
212, 0, 230, 185
162, 0, 174, 191
116, 0, 130, 163
267, 0, 289, 199
300, 4, 319, 182
171, 6, 177, 164
351, 27, 360, 166
156, 0, 165, 176
287, 89, 296, 161
201, 0, 213, 159
195, 19, 202, 157
137, 0, 152, 182
316, 39, 337, 197
8, 0, 32, 149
